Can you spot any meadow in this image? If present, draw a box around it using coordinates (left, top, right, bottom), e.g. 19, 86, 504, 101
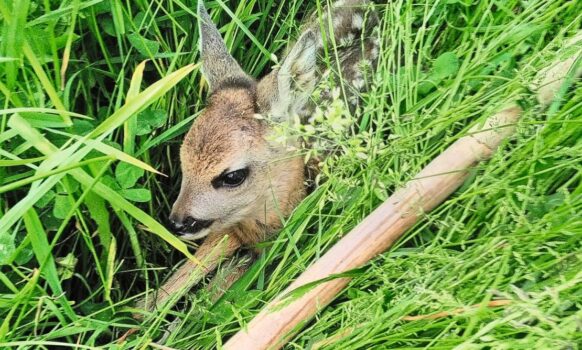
0, 0, 581, 349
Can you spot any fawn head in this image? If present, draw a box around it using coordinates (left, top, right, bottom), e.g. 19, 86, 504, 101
169, 2, 317, 240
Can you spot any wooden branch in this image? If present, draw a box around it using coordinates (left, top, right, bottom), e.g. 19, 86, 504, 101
223, 106, 522, 349
134, 232, 240, 314
224, 33, 581, 349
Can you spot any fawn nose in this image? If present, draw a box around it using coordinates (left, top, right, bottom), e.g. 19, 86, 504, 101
169, 214, 214, 234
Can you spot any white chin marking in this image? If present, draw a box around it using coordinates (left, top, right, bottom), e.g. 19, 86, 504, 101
179, 228, 210, 241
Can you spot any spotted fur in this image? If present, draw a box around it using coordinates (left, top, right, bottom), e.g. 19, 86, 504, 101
307, 0, 380, 109
171, 0, 379, 280
133, 0, 382, 312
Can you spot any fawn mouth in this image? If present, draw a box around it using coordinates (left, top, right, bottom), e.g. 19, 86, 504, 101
172, 217, 214, 240
178, 228, 211, 241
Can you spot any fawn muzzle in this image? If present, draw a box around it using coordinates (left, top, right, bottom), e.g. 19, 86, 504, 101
169, 212, 214, 237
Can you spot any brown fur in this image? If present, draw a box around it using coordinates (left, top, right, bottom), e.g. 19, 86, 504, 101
174, 82, 306, 246
140, 0, 379, 312
181, 88, 263, 173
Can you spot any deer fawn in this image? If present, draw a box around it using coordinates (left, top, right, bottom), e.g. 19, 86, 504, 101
138, 0, 379, 312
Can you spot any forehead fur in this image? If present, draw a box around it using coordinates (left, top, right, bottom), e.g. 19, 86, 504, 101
181, 86, 266, 174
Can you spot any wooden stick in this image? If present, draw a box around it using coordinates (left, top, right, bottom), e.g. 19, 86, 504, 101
224, 106, 522, 349
224, 33, 581, 349
135, 232, 240, 314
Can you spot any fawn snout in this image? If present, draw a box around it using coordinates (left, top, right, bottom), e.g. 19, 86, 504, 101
168, 199, 215, 240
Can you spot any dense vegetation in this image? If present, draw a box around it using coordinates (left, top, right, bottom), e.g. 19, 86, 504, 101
0, 0, 580, 348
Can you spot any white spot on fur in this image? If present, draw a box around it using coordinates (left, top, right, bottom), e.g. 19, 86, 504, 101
333, 15, 343, 29
352, 64, 363, 78
298, 70, 317, 88
335, 0, 347, 7
315, 34, 324, 47
228, 158, 249, 172
352, 14, 363, 29
370, 46, 379, 60
340, 33, 355, 46
352, 78, 365, 90
359, 59, 372, 70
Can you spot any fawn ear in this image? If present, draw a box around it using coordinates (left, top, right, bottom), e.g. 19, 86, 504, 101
198, 1, 248, 91
258, 30, 318, 123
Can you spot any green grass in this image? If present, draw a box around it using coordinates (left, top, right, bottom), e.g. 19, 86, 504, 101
0, 0, 581, 349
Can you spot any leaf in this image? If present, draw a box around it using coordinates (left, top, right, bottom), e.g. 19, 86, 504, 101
0, 233, 16, 266
109, 0, 126, 35
133, 12, 147, 28
279, 267, 368, 307
75, 137, 162, 175
53, 193, 72, 219
127, 32, 160, 58
23, 208, 76, 319
209, 290, 262, 325
141, 108, 167, 128
13, 232, 34, 265
104, 237, 116, 301
25, 0, 103, 27
84, 192, 112, 249
418, 52, 460, 95
2, 65, 197, 262
23, 42, 71, 126
124, 60, 148, 155
1, 0, 29, 88
120, 188, 151, 202
1, 61, 194, 231
54, 32, 80, 51
35, 190, 56, 209
117, 211, 144, 268
526, 192, 567, 221
432, 52, 459, 80
115, 162, 145, 189
80, 301, 114, 321
56, 253, 78, 280
0, 269, 40, 340
72, 120, 95, 136
101, 17, 116, 37
74, 171, 196, 263
127, 60, 147, 101
87, 63, 194, 140
101, 175, 121, 190
506, 24, 542, 45
136, 108, 167, 135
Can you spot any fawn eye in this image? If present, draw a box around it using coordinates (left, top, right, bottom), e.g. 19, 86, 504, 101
212, 168, 249, 189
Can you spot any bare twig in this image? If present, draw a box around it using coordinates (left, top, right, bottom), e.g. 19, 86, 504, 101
134, 232, 240, 315
224, 106, 523, 349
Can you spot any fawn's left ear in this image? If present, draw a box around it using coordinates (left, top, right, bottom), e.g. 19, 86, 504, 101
257, 30, 318, 123
197, 1, 249, 91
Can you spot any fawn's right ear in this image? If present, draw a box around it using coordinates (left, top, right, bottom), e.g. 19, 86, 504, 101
257, 30, 318, 123
197, 1, 248, 91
